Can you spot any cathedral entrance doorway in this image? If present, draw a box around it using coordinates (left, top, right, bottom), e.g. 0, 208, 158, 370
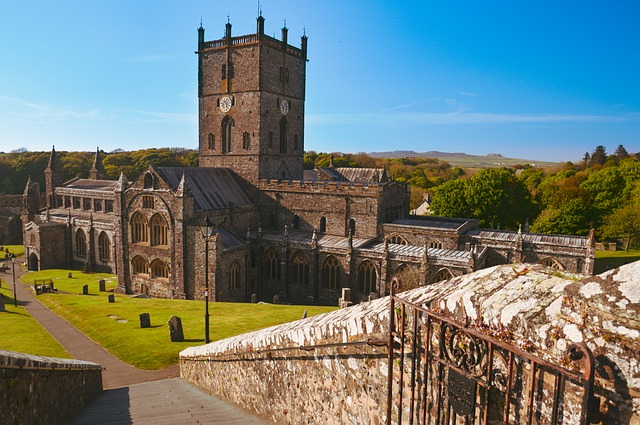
28, 253, 39, 271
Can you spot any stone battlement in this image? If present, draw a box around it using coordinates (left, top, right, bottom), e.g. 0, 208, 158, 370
258, 178, 383, 194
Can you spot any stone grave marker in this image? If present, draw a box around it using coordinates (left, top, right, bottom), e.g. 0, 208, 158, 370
68, 272, 73, 278
108, 294, 115, 303
139, 313, 151, 328
273, 295, 279, 304
0, 293, 5, 312
99, 279, 106, 292
82, 285, 89, 295
301, 309, 307, 319
251, 293, 257, 303
168, 316, 184, 342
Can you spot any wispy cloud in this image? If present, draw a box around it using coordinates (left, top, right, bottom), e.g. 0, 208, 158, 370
0, 95, 103, 123
124, 109, 196, 125
125, 54, 171, 63
459, 91, 481, 97
307, 111, 632, 126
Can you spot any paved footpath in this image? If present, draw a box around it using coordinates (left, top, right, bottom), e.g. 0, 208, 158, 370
10, 262, 270, 424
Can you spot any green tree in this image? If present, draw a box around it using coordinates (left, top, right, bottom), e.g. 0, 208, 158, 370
531, 198, 592, 236
464, 168, 532, 229
588, 145, 607, 167
430, 179, 470, 219
600, 204, 640, 250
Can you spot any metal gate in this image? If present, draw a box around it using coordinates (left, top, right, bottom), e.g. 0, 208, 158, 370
384, 278, 596, 425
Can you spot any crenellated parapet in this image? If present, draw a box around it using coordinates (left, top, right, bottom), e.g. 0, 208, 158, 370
258, 178, 384, 195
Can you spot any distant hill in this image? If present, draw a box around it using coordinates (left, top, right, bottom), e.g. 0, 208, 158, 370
367, 150, 558, 168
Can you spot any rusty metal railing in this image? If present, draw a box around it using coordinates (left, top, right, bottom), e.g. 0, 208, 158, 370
385, 277, 596, 425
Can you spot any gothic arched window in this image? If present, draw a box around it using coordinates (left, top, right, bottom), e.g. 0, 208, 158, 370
348, 218, 356, 237
131, 212, 148, 244
143, 173, 154, 189
150, 214, 168, 247
290, 252, 309, 286
265, 249, 280, 280
279, 117, 287, 154
150, 259, 169, 279
132, 256, 149, 275
75, 229, 87, 258
230, 262, 239, 290
98, 232, 110, 262
432, 268, 454, 283
208, 133, 215, 150
388, 234, 408, 245
323, 256, 341, 290
358, 261, 377, 294
320, 217, 327, 233
222, 116, 233, 154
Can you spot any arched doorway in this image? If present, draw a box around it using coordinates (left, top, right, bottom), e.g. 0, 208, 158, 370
29, 252, 39, 271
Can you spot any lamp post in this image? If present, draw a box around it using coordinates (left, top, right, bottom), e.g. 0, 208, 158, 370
12, 260, 17, 307
199, 214, 215, 344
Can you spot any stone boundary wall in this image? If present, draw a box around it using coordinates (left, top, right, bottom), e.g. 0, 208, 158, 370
180, 262, 640, 425
181, 297, 395, 425
0, 350, 102, 425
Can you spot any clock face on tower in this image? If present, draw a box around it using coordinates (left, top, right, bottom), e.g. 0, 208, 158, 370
220, 96, 232, 113
280, 99, 289, 115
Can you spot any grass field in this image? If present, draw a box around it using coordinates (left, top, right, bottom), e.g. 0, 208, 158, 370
20, 269, 338, 370
594, 249, 640, 274
0, 244, 24, 259
0, 283, 70, 358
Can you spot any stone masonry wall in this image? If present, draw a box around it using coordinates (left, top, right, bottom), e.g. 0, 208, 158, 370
1, 350, 102, 425
181, 262, 640, 425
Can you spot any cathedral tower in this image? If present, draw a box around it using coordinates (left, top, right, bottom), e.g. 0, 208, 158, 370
196, 16, 308, 184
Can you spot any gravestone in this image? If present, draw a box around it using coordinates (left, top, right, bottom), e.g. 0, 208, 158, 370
139, 313, 151, 328
0, 293, 5, 312
273, 295, 279, 305
339, 288, 353, 308
68, 272, 72, 278
108, 294, 115, 303
369, 292, 379, 302
168, 316, 184, 342
82, 285, 88, 295
99, 279, 106, 292
251, 293, 257, 304
301, 309, 307, 319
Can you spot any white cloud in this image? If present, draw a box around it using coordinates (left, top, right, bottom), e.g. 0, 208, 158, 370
307, 111, 632, 126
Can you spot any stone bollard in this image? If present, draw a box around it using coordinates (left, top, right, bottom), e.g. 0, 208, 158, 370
139, 313, 151, 328
168, 316, 184, 342
99, 279, 106, 292
0, 293, 5, 312
108, 294, 115, 303
82, 285, 89, 295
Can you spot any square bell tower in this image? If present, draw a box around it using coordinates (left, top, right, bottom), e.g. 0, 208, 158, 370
197, 16, 308, 184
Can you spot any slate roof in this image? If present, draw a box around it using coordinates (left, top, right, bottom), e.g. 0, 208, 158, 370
467, 229, 590, 248
63, 179, 118, 192
259, 229, 372, 249
156, 167, 252, 211
363, 242, 471, 263
390, 217, 473, 231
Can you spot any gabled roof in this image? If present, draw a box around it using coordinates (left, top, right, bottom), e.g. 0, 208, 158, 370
156, 167, 252, 211
62, 179, 118, 191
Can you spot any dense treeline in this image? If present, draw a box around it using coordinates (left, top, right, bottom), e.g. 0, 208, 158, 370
428, 145, 640, 249
0, 148, 198, 195
2, 146, 638, 248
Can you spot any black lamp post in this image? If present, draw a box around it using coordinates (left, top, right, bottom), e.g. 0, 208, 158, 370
199, 214, 215, 343
11, 260, 17, 307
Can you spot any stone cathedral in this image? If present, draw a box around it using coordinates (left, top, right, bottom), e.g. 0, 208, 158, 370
21, 16, 595, 306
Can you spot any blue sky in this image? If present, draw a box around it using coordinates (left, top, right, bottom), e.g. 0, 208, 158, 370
1, 1, 638, 162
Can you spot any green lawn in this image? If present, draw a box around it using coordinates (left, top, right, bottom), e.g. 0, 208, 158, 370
21, 269, 337, 370
0, 284, 70, 358
0, 244, 24, 258
594, 249, 640, 274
